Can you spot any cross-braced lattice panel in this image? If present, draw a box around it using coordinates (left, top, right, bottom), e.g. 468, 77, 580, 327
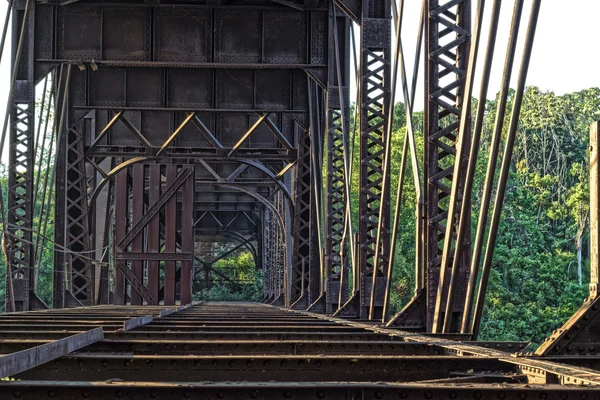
66, 122, 93, 304
7, 104, 34, 288
291, 128, 312, 304
425, 0, 471, 329
359, 48, 390, 276
275, 193, 286, 302
326, 109, 347, 279
263, 210, 273, 299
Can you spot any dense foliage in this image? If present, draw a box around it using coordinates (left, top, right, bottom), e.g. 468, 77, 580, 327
193, 252, 263, 302
380, 87, 600, 344
0, 167, 56, 310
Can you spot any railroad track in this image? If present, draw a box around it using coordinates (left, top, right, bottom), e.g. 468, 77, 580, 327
0, 302, 598, 399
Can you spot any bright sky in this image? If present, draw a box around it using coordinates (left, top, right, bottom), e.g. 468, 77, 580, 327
364, 0, 600, 110
0, 0, 597, 162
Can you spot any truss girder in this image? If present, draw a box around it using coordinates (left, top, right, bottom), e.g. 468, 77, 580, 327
357, 3, 391, 320
324, 8, 351, 314
6, 1, 36, 311
290, 126, 313, 308
64, 119, 94, 304
424, 0, 472, 332
29, 0, 326, 307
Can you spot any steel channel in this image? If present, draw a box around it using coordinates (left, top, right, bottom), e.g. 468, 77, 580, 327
15, 355, 514, 383
1, 381, 597, 400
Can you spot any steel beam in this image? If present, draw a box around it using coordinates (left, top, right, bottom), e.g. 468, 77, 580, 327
337, 0, 391, 320
422, 0, 471, 332
290, 124, 313, 309
15, 354, 513, 382
6, 0, 36, 312
3, 381, 598, 400
0, 328, 103, 379
323, 5, 351, 314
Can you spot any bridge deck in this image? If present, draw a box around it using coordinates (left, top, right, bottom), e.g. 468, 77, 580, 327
0, 302, 598, 399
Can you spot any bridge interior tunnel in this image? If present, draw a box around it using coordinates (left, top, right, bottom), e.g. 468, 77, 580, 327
9, 0, 327, 312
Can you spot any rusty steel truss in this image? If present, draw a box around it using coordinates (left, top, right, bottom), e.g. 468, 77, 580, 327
3, 0, 600, 395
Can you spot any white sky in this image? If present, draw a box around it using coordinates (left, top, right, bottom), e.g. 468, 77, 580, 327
357, 0, 600, 111
0, 0, 598, 162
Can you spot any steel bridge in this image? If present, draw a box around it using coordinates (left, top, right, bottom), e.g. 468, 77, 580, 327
1, 0, 600, 397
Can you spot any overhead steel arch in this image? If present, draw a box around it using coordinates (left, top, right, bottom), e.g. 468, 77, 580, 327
88, 158, 294, 221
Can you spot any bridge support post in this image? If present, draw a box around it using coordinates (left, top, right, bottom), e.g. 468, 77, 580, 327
323, 5, 351, 315
335, 0, 391, 320
290, 124, 313, 309
305, 79, 327, 312
270, 192, 286, 306
65, 110, 94, 306
423, 0, 471, 332
387, 0, 471, 331
53, 63, 94, 308
262, 210, 273, 302
6, 0, 36, 312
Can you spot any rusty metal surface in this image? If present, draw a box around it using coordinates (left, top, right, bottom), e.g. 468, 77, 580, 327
0, 302, 598, 399
2, 381, 600, 400
4, 0, 600, 398
113, 164, 195, 306
0, 328, 103, 379
422, 0, 471, 333
28, 0, 320, 306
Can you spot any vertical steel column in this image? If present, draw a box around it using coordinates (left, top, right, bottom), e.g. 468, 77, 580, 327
592, 122, 600, 299
308, 83, 325, 306
6, 0, 35, 311
324, 6, 351, 314
64, 118, 94, 305
357, 0, 391, 320
270, 192, 282, 305
180, 169, 195, 305
424, 0, 471, 331
275, 191, 287, 305
147, 165, 161, 302
274, 200, 281, 303
267, 208, 276, 302
256, 210, 265, 300
130, 165, 144, 306
290, 126, 313, 309
57, 90, 95, 307
164, 165, 177, 306
93, 158, 112, 305
53, 65, 68, 309
113, 169, 128, 305
262, 209, 272, 301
